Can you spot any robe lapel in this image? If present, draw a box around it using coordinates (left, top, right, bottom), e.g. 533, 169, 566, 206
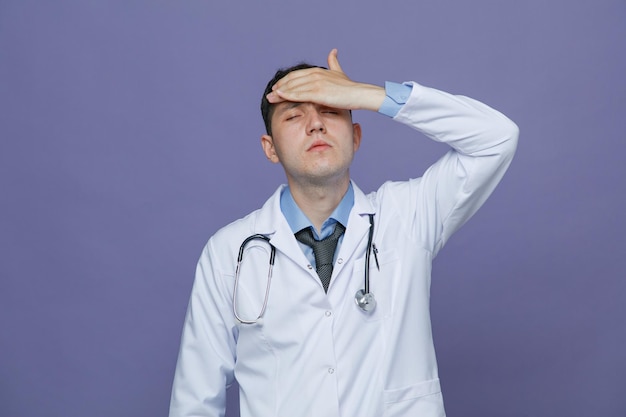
332, 181, 376, 278
252, 182, 377, 285
253, 185, 316, 277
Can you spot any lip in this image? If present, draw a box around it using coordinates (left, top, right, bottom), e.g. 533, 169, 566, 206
307, 140, 331, 151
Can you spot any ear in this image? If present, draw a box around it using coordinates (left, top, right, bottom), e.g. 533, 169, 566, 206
261, 134, 280, 163
352, 123, 362, 152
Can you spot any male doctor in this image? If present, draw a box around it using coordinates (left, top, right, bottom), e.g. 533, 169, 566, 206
169, 49, 518, 417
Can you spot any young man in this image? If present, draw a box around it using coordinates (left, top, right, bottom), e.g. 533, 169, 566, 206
170, 49, 518, 417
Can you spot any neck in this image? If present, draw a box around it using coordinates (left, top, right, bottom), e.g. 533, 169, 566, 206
287, 175, 350, 233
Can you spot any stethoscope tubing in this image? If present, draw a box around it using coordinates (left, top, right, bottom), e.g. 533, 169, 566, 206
365, 214, 374, 295
233, 215, 377, 324
233, 234, 276, 324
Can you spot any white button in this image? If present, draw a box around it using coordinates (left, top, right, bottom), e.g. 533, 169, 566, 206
328, 368, 335, 374
337, 258, 343, 264
325, 311, 332, 317
307, 264, 313, 269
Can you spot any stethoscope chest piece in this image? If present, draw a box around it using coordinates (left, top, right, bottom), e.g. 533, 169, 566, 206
354, 289, 376, 312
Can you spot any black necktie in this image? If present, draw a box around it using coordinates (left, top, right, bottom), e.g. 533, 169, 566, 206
295, 223, 346, 293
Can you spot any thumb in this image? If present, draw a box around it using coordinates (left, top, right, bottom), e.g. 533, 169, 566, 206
327, 48, 344, 73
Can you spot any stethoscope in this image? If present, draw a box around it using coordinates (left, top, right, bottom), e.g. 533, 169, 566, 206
233, 214, 380, 324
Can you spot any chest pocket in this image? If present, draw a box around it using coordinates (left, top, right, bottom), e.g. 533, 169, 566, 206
350, 248, 399, 322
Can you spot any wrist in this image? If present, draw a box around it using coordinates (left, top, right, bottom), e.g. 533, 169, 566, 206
355, 84, 386, 112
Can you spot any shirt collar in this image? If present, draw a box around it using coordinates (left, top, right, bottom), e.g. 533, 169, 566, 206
280, 182, 354, 236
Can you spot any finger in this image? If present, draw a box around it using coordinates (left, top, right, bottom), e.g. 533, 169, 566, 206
271, 87, 313, 104
327, 48, 344, 73
272, 67, 320, 91
269, 85, 315, 104
265, 91, 288, 104
272, 75, 324, 102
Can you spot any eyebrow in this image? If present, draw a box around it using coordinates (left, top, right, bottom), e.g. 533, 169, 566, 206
274, 102, 303, 117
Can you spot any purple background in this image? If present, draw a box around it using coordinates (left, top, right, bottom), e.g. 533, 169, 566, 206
1, 1, 624, 416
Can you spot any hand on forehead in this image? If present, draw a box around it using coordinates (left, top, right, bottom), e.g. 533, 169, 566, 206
265, 49, 357, 109
266, 49, 384, 113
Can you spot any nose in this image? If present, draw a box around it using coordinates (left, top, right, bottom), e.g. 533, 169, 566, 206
306, 109, 326, 134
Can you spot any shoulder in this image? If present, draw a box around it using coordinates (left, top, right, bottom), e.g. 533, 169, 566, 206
363, 178, 426, 206
205, 185, 285, 253
208, 207, 263, 254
